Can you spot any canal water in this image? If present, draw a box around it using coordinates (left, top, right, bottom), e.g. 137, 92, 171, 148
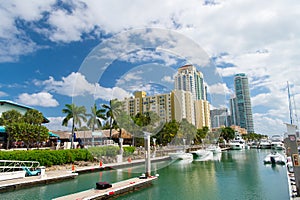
1, 149, 289, 200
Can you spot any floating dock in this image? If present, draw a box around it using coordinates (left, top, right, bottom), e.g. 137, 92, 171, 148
53, 176, 158, 200
0, 171, 78, 193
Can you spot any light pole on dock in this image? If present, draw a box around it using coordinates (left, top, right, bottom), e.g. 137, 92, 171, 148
144, 131, 151, 177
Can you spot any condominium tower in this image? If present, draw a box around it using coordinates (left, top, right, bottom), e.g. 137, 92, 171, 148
174, 64, 210, 129
230, 73, 254, 133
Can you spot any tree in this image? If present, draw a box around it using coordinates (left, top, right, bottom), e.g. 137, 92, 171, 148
220, 127, 235, 142
102, 99, 123, 139
86, 103, 106, 146
86, 103, 106, 131
23, 109, 44, 125
62, 104, 87, 148
176, 119, 197, 146
1, 110, 23, 149
195, 126, 209, 144
155, 120, 179, 145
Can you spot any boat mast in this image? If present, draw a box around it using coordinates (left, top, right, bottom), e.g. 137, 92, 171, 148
287, 81, 293, 125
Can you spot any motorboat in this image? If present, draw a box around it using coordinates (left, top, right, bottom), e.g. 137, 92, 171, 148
206, 145, 222, 154
258, 139, 271, 149
229, 135, 245, 150
190, 149, 213, 161
270, 135, 285, 150
169, 152, 193, 160
263, 151, 285, 165
270, 140, 285, 150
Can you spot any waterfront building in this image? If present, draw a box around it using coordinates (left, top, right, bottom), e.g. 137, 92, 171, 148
210, 108, 228, 128
121, 91, 173, 123
195, 99, 211, 129
230, 73, 254, 133
174, 64, 211, 129
174, 64, 206, 101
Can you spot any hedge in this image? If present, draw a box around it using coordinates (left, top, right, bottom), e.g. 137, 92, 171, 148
0, 149, 93, 167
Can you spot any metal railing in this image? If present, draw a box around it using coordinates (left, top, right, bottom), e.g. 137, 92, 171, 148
0, 160, 40, 173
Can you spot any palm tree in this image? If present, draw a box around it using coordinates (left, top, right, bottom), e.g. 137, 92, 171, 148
102, 99, 123, 140
86, 103, 106, 146
62, 103, 87, 149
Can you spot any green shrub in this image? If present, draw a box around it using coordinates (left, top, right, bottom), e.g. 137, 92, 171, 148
88, 146, 120, 158
123, 146, 135, 157
0, 149, 93, 167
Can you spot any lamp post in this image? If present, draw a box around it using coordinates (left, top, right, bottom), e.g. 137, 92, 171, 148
144, 131, 151, 177
153, 138, 157, 158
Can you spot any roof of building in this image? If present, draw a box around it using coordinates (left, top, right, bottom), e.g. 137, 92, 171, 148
0, 100, 49, 123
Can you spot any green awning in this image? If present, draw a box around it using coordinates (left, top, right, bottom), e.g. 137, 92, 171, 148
48, 132, 59, 138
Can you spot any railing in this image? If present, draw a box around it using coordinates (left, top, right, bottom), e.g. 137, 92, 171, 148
0, 160, 40, 173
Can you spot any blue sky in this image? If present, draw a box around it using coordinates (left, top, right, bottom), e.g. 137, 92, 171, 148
1, 0, 300, 135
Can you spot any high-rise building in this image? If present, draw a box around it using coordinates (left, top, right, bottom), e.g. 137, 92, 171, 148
232, 73, 254, 133
210, 108, 228, 128
174, 64, 206, 100
174, 64, 210, 129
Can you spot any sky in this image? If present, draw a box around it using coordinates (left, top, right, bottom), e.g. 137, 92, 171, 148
0, 0, 300, 136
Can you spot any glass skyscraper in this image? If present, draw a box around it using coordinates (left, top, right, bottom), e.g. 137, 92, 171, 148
231, 73, 254, 133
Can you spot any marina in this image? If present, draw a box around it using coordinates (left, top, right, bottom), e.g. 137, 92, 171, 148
0, 149, 290, 200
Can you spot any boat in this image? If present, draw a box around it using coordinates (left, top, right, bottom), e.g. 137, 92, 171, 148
228, 135, 245, 150
190, 149, 213, 161
258, 139, 271, 149
206, 145, 222, 154
169, 152, 193, 160
270, 135, 285, 150
263, 151, 286, 165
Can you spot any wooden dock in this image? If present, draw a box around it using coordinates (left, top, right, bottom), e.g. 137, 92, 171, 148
53, 176, 158, 200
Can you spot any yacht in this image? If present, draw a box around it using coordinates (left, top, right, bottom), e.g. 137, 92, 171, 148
229, 135, 245, 150
258, 139, 271, 149
190, 149, 213, 161
169, 152, 193, 160
270, 135, 285, 150
206, 144, 222, 154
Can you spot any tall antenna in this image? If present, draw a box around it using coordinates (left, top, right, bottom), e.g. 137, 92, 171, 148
287, 81, 293, 124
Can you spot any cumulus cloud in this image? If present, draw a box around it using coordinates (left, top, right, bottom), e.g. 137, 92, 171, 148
208, 83, 232, 95
161, 76, 174, 83
44, 116, 71, 131
1, 0, 300, 134
16, 92, 59, 107
39, 72, 131, 101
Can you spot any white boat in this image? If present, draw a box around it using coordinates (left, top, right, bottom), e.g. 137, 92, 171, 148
258, 139, 271, 149
190, 149, 213, 161
229, 135, 245, 150
206, 145, 222, 154
169, 152, 193, 160
263, 152, 285, 165
270, 135, 285, 150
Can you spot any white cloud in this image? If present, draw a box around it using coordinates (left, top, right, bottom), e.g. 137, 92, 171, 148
161, 76, 174, 83
44, 116, 71, 131
1, 0, 300, 134
208, 83, 232, 95
39, 72, 131, 101
16, 92, 59, 107
0, 91, 8, 97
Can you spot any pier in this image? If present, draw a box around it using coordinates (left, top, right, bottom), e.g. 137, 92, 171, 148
53, 176, 158, 200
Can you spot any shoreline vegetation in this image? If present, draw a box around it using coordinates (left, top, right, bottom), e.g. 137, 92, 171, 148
0, 146, 153, 171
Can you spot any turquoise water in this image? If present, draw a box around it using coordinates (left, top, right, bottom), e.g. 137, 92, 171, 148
0, 149, 289, 200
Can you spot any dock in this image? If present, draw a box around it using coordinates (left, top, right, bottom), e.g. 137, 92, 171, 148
53, 176, 158, 200
0, 156, 169, 193
0, 170, 78, 193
